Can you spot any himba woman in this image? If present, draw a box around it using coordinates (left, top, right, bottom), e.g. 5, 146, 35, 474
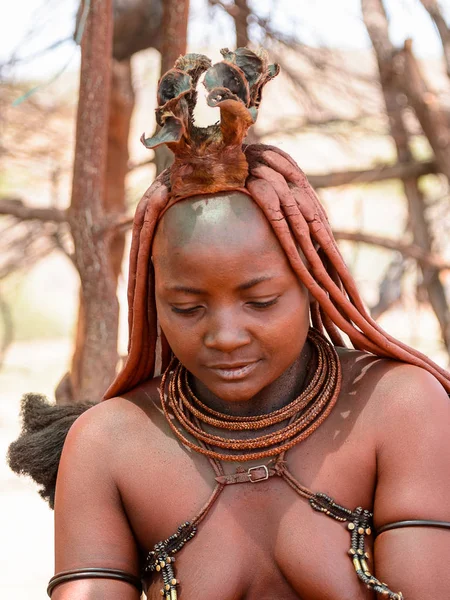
8, 49, 450, 600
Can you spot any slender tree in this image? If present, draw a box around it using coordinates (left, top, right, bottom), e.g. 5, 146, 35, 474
66, 0, 117, 403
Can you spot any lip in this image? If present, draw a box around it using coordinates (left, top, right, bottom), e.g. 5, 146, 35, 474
207, 360, 260, 381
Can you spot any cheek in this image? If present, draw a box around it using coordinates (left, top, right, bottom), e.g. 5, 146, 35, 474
156, 300, 200, 360
263, 291, 310, 357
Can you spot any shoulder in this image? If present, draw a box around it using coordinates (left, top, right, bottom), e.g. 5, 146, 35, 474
337, 347, 450, 526
339, 350, 450, 522
337, 346, 449, 425
55, 375, 164, 518
367, 357, 447, 439
62, 376, 164, 469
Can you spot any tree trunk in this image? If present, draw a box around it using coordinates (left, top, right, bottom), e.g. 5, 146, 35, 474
64, 58, 135, 405
63, 0, 118, 404
154, 0, 191, 175
233, 0, 251, 48
160, 0, 190, 74
395, 40, 450, 182
361, 0, 450, 355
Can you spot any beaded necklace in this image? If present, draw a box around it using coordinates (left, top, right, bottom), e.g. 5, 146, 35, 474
144, 328, 402, 600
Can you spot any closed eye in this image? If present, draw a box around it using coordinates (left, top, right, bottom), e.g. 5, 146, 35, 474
248, 298, 279, 309
171, 305, 203, 315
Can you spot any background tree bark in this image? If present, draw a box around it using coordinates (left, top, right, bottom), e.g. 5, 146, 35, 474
62, 58, 135, 404
160, 0, 191, 75
154, 0, 191, 174
64, 0, 117, 404
395, 39, 450, 182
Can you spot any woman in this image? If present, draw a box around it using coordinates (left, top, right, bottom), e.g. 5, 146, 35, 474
12, 49, 450, 600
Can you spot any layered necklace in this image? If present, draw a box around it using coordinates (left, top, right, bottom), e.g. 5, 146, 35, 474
159, 327, 342, 462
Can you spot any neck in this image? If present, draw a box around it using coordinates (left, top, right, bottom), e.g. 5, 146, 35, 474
191, 340, 313, 418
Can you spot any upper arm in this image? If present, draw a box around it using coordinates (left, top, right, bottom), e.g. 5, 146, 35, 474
52, 404, 140, 600
373, 366, 450, 599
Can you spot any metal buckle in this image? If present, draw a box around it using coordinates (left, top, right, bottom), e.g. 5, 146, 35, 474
247, 465, 269, 483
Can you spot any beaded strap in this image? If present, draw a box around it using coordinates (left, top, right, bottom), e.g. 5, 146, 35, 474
143, 522, 197, 599
143, 461, 404, 600
309, 496, 403, 599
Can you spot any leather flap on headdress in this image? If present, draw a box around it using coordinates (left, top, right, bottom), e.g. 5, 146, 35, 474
141, 48, 279, 199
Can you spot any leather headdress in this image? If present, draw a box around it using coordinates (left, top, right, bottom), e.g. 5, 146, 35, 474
140, 48, 279, 199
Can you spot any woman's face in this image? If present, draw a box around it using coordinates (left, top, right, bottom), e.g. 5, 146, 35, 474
153, 192, 310, 404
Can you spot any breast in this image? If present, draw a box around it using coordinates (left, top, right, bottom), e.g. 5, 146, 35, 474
142, 477, 375, 600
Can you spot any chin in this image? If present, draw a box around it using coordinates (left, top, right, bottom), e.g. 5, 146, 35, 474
200, 373, 268, 404
211, 385, 258, 404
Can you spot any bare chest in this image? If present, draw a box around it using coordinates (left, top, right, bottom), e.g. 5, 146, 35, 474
117, 411, 377, 600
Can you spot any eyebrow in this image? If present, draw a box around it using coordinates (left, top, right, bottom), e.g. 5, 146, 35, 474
167, 276, 276, 295
237, 275, 276, 291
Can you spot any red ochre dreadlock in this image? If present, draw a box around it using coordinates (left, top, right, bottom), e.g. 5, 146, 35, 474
105, 49, 450, 399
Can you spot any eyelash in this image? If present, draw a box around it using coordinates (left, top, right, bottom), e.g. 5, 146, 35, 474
249, 298, 279, 309
170, 298, 279, 315
171, 306, 202, 315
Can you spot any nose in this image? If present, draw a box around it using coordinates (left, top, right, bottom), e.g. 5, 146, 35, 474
203, 309, 252, 353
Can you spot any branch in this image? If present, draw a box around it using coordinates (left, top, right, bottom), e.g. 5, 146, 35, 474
258, 115, 384, 139
333, 230, 450, 271
308, 160, 438, 188
3, 158, 439, 235
395, 40, 450, 182
0, 198, 66, 222
419, 0, 450, 77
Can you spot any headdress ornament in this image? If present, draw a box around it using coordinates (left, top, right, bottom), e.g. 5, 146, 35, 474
140, 48, 279, 199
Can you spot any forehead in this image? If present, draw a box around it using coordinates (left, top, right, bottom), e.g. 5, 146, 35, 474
152, 191, 305, 292
154, 191, 281, 253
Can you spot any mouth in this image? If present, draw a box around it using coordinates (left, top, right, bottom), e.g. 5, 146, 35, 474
207, 361, 260, 381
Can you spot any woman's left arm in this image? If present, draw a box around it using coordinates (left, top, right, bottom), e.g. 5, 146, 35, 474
373, 365, 450, 599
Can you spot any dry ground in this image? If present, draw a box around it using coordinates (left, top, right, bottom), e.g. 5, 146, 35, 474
1, 339, 72, 599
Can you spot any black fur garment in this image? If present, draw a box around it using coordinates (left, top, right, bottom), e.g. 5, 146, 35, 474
7, 394, 93, 508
